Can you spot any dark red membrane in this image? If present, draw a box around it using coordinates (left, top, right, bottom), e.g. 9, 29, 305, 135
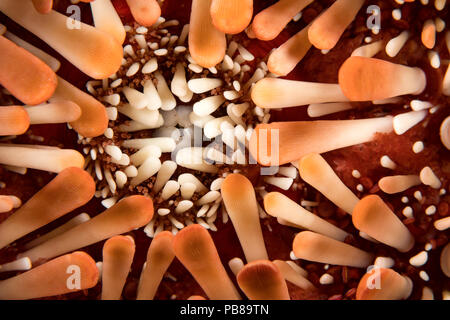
0, 0, 449, 300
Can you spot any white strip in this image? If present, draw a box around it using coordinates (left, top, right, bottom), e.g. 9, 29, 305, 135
307, 102, 353, 117
175, 200, 193, 214
90, 0, 125, 44
154, 71, 177, 111
130, 145, 162, 166
142, 57, 158, 74
434, 216, 450, 231
118, 104, 160, 126
115, 171, 127, 189
118, 117, 164, 132
153, 160, 177, 193
171, 63, 189, 98
130, 157, 161, 186
122, 87, 148, 109
180, 182, 196, 200
385, 31, 410, 57
204, 116, 234, 139
410, 100, 433, 111
393, 110, 427, 135
420, 166, 441, 189
105, 145, 122, 161
351, 40, 383, 57
4, 31, 61, 71
122, 137, 176, 152
188, 78, 223, 94
193, 95, 226, 116
264, 177, 293, 190
124, 165, 138, 177
0, 146, 83, 173
196, 190, 221, 206
161, 180, 180, 200
0, 257, 32, 272
178, 173, 208, 194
